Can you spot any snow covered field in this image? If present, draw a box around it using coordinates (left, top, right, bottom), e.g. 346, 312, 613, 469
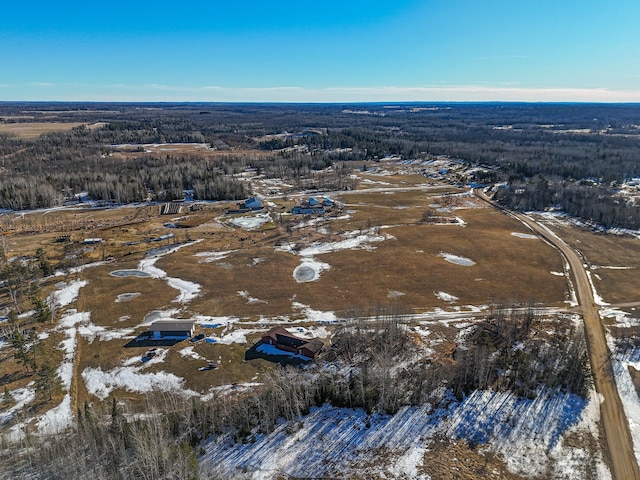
201, 389, 608, 479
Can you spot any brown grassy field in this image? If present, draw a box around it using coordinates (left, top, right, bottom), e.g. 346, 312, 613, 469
0, 122, 86, 138
0, 169, 574, 415
533, 216, 640, 305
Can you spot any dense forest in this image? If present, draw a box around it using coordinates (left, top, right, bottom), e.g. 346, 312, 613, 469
1, 102, 640, 228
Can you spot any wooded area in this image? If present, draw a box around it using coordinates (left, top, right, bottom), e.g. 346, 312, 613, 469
2, 102, 639, 228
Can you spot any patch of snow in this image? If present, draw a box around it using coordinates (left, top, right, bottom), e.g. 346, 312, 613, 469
238, 290, 267, 305
82, 366, 197, 401
0, 384, 36, 424
115, 292, 141, 302
179, 346, 206, 361
511, 232, 538, 239
48, 279, 87, 308
299, 230, 393, 256
435, 291, 459, 302
36, 394, 74, 435
439, 252, 475, 267
206, 329, 260, 345
194, 250, 237, 263
138, 240, 202, 304
601, 308, 640, 327
229, 212, 271, 230
292, 302, 337, 323
387, 290, 405, 299
551, 271, 565, 276
585, 270, 608, 306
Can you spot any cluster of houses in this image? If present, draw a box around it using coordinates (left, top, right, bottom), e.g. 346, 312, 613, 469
144, 321, 323, 360
292, 197, 334, 215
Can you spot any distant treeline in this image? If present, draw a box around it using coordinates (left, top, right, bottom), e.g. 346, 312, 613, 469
2, 102, 640, 227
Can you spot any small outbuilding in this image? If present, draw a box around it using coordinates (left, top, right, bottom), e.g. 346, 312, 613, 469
261, 326, 324, 358
148, 320, 195, 340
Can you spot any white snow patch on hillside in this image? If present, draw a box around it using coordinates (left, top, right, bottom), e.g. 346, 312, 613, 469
439, 252, 475, 267
298, 230, 392, 256
292, 302, 337, 323
0, 384, 35, 424
36, 394, 73, 435
179, 346, 206, 361
238, 290, 267, 304
82, 367, 193, 400
551, 271, 565, 276
194, 250, 237, 263
48, 280, 87, 308
511, 232, 538, 239
435, 291, 458, 302
206, 329, 260, 345
585, 270, 608, 306
600, 307, 640, 327
193, 315, 239, 328
138, 240, 202, 303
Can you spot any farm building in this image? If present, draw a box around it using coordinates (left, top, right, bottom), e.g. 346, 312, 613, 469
292, 205, 325, 215
160, 203, 182, 215
243, 197, 263, 210
148, 320, 195, 340
82, 238, 103, 245
261, 326, 324, 358
227, 196, 264, 214
292, 196, 334, 215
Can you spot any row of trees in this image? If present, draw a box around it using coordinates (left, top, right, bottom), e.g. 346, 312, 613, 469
496, 179, 640, 230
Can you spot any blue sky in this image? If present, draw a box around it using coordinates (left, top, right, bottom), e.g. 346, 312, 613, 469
1, 1, 639, 102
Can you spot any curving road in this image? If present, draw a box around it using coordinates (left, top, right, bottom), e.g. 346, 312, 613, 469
475, 189, 639, 480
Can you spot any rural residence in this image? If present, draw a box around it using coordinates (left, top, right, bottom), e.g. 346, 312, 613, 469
261, 326, 324, 358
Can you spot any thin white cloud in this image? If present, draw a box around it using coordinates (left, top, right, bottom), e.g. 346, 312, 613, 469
12, 84, 640, 103
29, 82, 55, 87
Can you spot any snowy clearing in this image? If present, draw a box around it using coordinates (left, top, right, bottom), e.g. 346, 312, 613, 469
201, 389, 604, 479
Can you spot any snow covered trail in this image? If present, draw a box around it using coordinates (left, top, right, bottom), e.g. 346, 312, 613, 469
138, 240, 202, 303
201, 390, 601, 479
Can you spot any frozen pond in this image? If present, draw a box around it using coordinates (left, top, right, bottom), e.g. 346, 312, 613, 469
110, 270, 152, 278
294, 265, 317, 282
